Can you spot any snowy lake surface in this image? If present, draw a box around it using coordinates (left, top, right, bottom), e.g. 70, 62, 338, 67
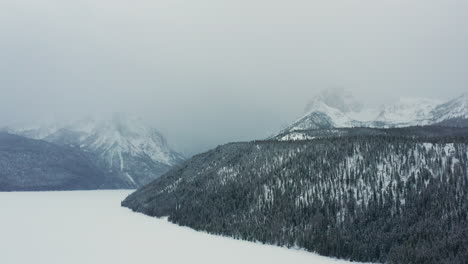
0, 190, 367, 264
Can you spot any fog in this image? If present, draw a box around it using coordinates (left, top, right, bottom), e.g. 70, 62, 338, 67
1, 0, 467, 155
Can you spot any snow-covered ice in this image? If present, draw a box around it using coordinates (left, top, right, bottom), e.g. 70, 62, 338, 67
0, 190, 370, 264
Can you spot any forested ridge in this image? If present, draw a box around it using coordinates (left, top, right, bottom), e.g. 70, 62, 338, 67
0, 132, 115, 191
123, 128, 468, 263
274, 126, 468, 141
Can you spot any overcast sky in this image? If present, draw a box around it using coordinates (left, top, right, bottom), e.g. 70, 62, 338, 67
1, 0, 467, 155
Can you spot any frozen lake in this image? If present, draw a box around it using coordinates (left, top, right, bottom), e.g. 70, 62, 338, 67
0, 190, 362, 264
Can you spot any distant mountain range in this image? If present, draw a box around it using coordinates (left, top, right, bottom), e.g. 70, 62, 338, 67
2, 113, 184, 190
0, 132, 116, 191
278, 91, 468, 138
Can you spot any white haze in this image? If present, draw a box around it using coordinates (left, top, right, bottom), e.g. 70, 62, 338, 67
0, 0, 467, 155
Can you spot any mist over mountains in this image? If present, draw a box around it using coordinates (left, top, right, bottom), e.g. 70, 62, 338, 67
1, 1, 468, 263
2, 113, 184, 190
279, 90, 468, 137
2, 91, 468, 263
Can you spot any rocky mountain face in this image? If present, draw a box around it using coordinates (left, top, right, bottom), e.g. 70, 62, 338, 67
123, 126, 468, 263
278, 91, 468, 137
5, 114, 184, 188
0, 132, 127, 191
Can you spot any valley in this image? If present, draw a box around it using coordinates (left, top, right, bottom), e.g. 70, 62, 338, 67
0, 190, 368, 264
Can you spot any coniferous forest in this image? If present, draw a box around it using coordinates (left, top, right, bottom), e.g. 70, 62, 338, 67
123, 127, 468, 263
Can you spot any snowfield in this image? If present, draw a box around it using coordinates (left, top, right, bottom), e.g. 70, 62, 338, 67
0, 190, 370, 264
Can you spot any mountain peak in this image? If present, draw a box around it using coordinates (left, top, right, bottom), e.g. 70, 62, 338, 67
5, 113, 184, 187
278, 93, 468, 137
280, 89, 373, 134
304, 88, 363, 114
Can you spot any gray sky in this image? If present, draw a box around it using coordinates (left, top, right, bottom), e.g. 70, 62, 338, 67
1, 0, 467, 155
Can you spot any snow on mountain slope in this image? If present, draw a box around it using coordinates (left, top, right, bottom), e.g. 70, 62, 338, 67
279, 92, 468, 137
278, 132, 316, 141
6, 113, 184, 187
123, 134, 468, 263
430, 93, 468, 122
375, 98, 442, 126
280, 91, 375, 134
288, 100, 355, 130
80, 114, 183, 167
5, 123, 63, 140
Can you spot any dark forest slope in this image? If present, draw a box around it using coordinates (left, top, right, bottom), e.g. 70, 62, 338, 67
123, 128, 468, 263
0, 132, 126, 191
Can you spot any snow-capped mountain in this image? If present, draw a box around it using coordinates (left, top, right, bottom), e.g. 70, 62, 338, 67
283, 90, 374, 132
278, 91, 468, 138
375, 98, 442, 126
286, 102, 353, 131
430, 93, 468, 124
6, 113, 184, 187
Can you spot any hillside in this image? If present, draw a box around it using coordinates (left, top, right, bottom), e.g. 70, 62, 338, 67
4, 113, 184, 187
275, 126, 468, 141
123, 127, 468, 263
0, 133, 125, 191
